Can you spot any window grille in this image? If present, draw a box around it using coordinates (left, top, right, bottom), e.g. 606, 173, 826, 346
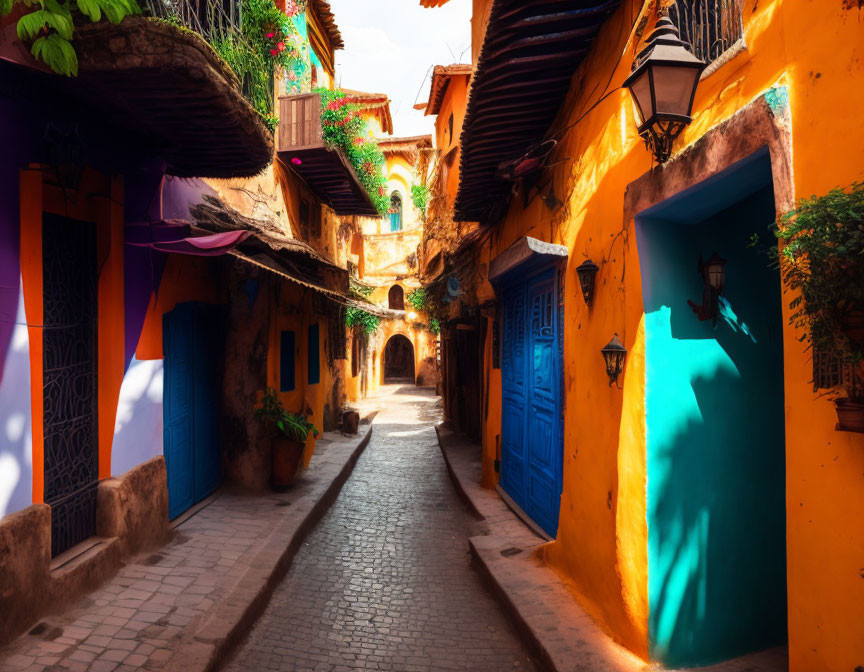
330, 307, 347, 360
668, 0, 744, 65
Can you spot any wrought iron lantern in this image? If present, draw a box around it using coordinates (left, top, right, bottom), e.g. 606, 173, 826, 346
576, 259, 599, 307
601, 334, 627, 387
688, 251, 727, 324
702, 251, 727, 292
623, 16, 705, 163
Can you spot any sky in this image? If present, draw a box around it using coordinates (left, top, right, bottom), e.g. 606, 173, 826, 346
327, 0, 472, 138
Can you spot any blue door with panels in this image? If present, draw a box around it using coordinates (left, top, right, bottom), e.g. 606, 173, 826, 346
500, 267, 563, 537
163, 302, 224, 519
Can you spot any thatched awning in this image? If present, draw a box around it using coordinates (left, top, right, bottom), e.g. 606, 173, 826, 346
455, 0, 621, 223
0, 17, 273, 178
424, 64, 472, 117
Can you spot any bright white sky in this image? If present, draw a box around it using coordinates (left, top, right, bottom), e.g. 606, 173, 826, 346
328, 0, 472, 138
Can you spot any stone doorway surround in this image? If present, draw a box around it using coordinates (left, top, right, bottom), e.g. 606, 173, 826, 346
623, 88, 794, 224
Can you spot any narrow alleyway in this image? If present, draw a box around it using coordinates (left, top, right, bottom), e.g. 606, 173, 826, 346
225, 386, 537, 672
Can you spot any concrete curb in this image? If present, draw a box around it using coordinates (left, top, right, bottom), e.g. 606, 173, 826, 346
468, 536, 645, 672
434, 424, 484, 520
165, 416, 378, 672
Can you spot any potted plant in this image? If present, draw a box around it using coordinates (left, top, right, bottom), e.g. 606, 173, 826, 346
255, 388, 319, 487
774, 182, 864, 432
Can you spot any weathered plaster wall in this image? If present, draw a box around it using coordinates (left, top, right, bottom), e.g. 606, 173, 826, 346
470, 0, 864, 667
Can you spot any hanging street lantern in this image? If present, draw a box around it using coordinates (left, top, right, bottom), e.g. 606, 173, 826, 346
601, 333, 627, 387
623, 16, 705, 163
576, 259, 600, 307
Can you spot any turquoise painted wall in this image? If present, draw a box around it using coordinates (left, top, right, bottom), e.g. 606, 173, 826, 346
638, 181, 787, 667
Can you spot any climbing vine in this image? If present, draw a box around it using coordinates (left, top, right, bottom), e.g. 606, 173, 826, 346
316, 87, 389, 215
406, 288, 428, 311
410, 184, 429, 218
1, 0, 141, 76
345, 307, 381, 334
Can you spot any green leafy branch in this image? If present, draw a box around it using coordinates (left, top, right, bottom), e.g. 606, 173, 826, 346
410, 184, 429, 218
406, 288, 428, 311
773, 182, 864, 364
255, 387, 318, 442
1, 0, 141, 76
345, 307, 381, 334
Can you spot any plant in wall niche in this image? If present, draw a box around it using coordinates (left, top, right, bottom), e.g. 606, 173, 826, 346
774, 182, 864, 432
411, 184, 429, 219
315, 87, 389, 215
1, 0, 141, 75
429, 317, 440, 335
346, 307, 381, 334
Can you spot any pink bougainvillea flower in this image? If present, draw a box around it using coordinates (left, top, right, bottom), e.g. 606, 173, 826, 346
277, 42, 285, 51
270, 49, 278, 56
353, 137, 364, 146
267, 32, 274, 38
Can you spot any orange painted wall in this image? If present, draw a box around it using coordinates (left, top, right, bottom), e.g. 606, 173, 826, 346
20, 168, 130, 492
434, 74, 469, 207
135, 254, 223, 361
468, 0, 864, 668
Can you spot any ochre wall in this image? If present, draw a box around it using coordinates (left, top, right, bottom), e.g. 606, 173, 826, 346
470, 0, 864, 668
434, 74, 469, 206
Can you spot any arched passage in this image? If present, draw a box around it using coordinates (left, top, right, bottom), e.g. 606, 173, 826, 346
384, 334, 414, 383
388, 284, 404, 310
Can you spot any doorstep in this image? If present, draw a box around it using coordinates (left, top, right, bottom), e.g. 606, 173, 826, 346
436, 423, 789, 672
0, 415, 378, 672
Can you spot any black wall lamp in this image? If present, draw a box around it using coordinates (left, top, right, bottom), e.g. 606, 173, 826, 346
687, 251, 727, 324
576, 259, 599, 307
623, 16, 705, 163
601, 334, 627, 387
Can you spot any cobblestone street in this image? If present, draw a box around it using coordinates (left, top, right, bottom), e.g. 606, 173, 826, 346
225, 386, 537, 672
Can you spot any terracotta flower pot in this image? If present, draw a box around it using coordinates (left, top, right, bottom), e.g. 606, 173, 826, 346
271, 435, 306, 488
834, 397, 864, 434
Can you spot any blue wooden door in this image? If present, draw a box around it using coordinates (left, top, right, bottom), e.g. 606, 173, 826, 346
163, 302, 223, 519
500, 268, 562, 537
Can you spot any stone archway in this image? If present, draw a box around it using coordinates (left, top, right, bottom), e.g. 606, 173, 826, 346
384, 334, 414, 383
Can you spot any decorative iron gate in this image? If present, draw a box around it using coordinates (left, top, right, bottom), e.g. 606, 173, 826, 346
42, 214, 99, 558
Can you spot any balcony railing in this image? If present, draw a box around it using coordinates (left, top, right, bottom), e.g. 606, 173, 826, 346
669, 0, 744, 65
277, 93, 380, 216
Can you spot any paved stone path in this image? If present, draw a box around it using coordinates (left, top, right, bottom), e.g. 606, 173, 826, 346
0, 427, 373, 672
225, 386, 537, 672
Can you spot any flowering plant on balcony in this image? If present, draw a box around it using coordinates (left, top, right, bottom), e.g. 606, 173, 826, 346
316, 87, 389, 215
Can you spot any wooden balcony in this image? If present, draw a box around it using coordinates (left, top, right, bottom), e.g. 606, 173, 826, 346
277, 93, 380, 217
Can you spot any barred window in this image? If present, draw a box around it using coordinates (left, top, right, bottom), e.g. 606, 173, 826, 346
669, 0, 744, 65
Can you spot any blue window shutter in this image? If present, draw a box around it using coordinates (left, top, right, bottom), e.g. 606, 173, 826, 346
308, 324, 320, 385
280, 331, 295, 392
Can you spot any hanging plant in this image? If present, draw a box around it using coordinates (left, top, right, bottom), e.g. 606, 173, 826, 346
345, 307, 381, 334
411, 184, 429, 215
406, 288, 428, 311
1, 0, 141, 76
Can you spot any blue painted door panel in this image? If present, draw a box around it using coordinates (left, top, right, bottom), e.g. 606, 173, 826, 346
163, 303, 223, 519
500, 268, 563, 537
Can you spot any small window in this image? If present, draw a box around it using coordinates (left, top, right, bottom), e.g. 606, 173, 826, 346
330, 307, 346, 360
389, 191, 403, 232
388, 285, 404, 311
448, 113, 454, 145
280, 330, 295, 392
308, 323, 320, 385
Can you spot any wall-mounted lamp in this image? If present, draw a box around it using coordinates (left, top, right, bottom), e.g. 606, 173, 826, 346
623, 16, 705, 163
688, 251, 727, 324
576, 259, 599, 308
601, 334, 627, 387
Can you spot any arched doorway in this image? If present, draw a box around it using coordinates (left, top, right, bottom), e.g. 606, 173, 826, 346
384, 334, 414, 383
388, 284, 404, 310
